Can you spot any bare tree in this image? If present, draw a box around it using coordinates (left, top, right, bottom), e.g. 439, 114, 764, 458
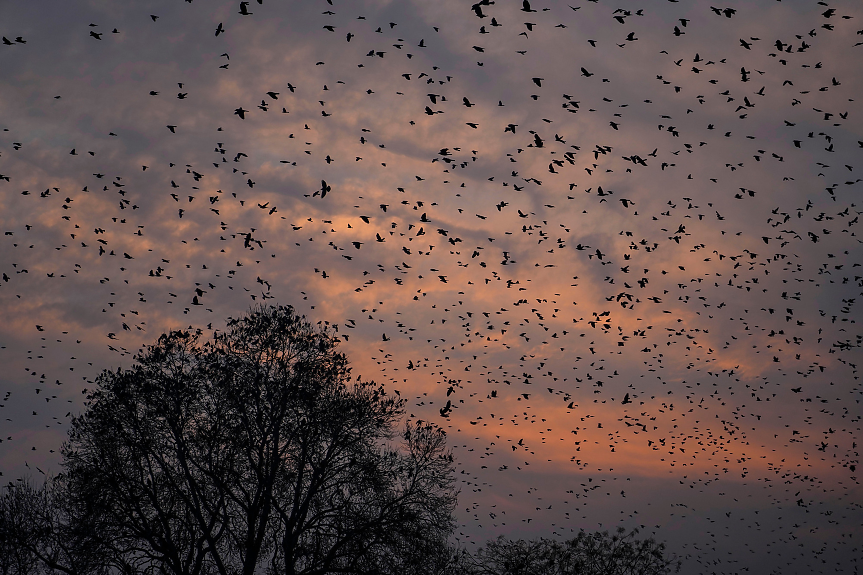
0, 479, 41, 575
0, 474, 114, 575
9, 305, 456, 575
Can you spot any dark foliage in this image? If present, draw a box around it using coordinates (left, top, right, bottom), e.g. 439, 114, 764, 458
459, 528, 681, 575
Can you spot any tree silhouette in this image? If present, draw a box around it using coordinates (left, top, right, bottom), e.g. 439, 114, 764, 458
2, 305, 457, 575
462, 528, 681, 575
0, 473, 112, 575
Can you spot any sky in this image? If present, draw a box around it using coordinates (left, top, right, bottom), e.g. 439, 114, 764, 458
1, 0, 861, 572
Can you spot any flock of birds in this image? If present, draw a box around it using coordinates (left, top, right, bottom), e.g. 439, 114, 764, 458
1, 0, 862, 573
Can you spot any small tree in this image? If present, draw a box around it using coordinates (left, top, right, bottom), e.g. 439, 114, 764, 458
466, 528, 681, 575
6, 305, 457, 575
0, 480, 41, 575
0, 474, 112, 575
